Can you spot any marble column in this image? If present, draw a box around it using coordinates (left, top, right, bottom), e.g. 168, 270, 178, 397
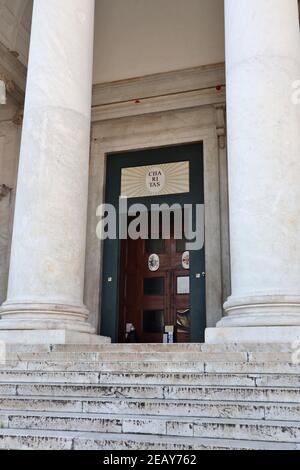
206, 0, 300, 343
0, 0, 106, 343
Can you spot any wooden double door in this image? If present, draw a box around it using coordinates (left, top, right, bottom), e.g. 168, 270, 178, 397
119, 219, 191, 343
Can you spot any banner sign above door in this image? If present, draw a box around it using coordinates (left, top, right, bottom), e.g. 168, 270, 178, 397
120, 161, 190, 198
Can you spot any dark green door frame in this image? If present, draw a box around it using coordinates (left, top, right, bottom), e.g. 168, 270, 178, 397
100, 143, 206, 343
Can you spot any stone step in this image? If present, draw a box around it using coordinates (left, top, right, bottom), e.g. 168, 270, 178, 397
0, 428, 298, 450
193, 417, 300, 443
1, 370, 299, 388
0, 382, 299, 403
0, 360, 206, 373
0, 360, 299, 374
4, 351, 296, 363
0, 395, 298, 420
4, 343, 295, 353
204, 362, 300, 375
6, 343, 204, 353
0, 370, 101, 384
5, 351, 250, 362
0, 342, 298, 450
1, 411, 300, 444
99, 372, 300, 388
200, 343, 295, 353
163, 385, 300, 403
81, 398, 300, 421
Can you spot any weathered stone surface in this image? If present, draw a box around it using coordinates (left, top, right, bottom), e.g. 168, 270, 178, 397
72, 434, 300, 451
193, 419, 300, 443
5, 351, 249, 362
0, 397, 83, 413
14, 383, 164, 400
81, 398, 273, 420
164, 385, 300, 403
1, 382, 299, 403
0, 427, 298, 451
0, 343, 299, 449
99, 372, 257, 387
0, 430, 73, 450
8, 413, 122, 434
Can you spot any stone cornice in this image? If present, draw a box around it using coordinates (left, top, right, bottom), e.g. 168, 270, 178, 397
92, 63, 225, 106
92, 63, 226, 122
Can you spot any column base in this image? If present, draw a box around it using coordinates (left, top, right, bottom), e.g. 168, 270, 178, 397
0, 302, 96, 334
0, 302, 110, 343
222, 295, 300, 326
205, 326, 300, 344
0, 329, 111, 345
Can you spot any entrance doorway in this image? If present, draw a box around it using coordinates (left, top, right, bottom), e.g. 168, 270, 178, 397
101, 143, 206, 343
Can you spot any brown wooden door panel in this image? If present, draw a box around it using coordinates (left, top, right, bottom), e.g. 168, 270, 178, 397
119, 217, 191, 343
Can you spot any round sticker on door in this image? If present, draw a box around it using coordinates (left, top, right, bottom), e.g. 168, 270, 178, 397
182, 251, 190, 270
148, 254, 160, 272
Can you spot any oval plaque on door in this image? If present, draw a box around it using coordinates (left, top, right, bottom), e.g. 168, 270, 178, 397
182, 251, 190, 270
148, 254, 160, 272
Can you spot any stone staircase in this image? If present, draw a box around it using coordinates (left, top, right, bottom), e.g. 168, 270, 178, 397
0, 343, 299, 450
